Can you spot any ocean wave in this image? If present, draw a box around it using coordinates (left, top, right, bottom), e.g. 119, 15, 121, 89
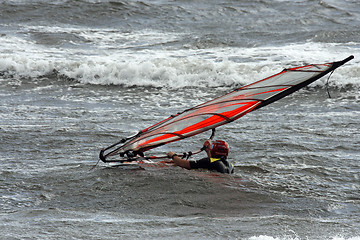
0, 26, 358, 90
0, 50, 358, 90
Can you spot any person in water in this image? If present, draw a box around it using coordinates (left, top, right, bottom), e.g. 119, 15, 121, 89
167, 139, 234, 174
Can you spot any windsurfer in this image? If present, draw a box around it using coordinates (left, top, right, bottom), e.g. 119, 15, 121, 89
167, 140, 234, 174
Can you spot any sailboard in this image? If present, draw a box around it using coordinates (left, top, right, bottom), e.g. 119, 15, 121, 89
100, 55, 354, 163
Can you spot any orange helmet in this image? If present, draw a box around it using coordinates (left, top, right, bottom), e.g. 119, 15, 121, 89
209, 140, 229, 158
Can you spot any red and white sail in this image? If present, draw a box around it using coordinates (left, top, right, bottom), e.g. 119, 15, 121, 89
100, 56, 353, 162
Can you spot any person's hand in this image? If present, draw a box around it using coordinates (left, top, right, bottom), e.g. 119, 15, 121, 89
203, 139, 212, 158
167, 151, 176, 158
203, 139, 212, 149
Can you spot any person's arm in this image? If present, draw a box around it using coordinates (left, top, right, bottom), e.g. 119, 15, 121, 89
167, 152, 191, 170
203, 140, 212, 158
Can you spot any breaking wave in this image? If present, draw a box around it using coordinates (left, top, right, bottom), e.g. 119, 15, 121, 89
0, 43, 358, 90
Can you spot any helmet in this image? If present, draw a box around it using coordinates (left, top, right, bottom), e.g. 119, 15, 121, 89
210, 140, 229, 158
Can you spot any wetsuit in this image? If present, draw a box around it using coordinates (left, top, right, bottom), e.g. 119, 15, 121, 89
189, 157, 234, 174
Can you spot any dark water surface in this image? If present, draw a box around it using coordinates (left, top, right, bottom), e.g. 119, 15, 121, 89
1, 0, 359, 239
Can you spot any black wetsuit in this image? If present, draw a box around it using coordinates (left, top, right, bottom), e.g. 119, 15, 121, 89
189, 157, 234, 174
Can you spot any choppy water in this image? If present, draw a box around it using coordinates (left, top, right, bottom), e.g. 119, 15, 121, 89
1, 0, 359, 239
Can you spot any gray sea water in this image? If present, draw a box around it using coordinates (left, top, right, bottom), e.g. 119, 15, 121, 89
0, 0, 359, 239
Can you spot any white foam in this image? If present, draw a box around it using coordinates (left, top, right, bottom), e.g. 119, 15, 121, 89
0, 26, 358, 90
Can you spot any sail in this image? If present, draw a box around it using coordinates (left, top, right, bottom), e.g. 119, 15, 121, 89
100, 56, 353, 162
